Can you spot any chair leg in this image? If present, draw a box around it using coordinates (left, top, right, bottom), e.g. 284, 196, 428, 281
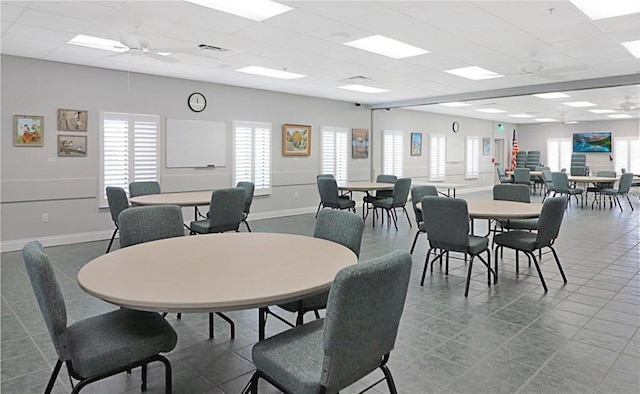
402, 207, 412, 228
548, 246, 567, 283
626, 194, 634, 211
209, 313, 214, 339
464, 255, 475, 297
314, 310, 321, 319
527, 252, 548, 292
45, 359, 63, 394
410, 231, 422, 254
243, 220, 252, 232
216, 312, 235, 339
141, 363, 147, 392
315, 203, 322, 218
105, 227, 118, 253
420, 248, 433, 286
380, 364, 399, 394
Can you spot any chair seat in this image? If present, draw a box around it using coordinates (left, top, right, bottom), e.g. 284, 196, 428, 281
190, 219, 239, 233
279, 290, 329, 313
327, 199, 355, 210
566, 188, 583, 195
362, 194, 382, 203
493, 231, 537, 252
371, 197, 394, 209
67, 309, 177, 378
430, 235, 488, 255
253, 319, 325, 394
499, 218, 538, 231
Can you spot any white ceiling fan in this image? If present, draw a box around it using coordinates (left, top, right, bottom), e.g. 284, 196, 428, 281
111, 23, 178, 63
619, 96, 639, 112
516, 50, 587, 81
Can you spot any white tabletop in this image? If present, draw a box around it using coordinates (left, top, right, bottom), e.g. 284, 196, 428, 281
337, 181, 394, 192
412, 182, 467, 189
568, 176, 619, 183
416, 200, 542, 219
77, 233, 357, 313
129, 191, 212, 207
506, 170, 543, 177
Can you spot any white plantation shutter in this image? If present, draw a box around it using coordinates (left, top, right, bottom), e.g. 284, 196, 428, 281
547, 138, 571, 172
466, 136, 480, 179
429, 133, 446, 181
383, 130, 403, 177
234, 121, 271, 196
99, 112, 159, 207
322, 126, 348, 181
615, 137, 640, 173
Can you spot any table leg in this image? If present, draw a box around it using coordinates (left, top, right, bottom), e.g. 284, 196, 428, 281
258, 307, 267, 341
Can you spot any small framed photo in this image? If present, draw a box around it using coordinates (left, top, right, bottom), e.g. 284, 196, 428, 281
283, 124, 311, 156
14, 115, 44, 146
58, 135, 87, 157
57, 109, 88, 131
411, 133, 422, 156
352, 128, 369, 159
483, 137, 491, 156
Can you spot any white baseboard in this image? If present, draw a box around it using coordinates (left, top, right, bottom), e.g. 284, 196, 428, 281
1, 230, 115, 253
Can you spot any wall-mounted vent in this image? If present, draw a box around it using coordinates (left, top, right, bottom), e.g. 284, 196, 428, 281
341, 75, 373, 83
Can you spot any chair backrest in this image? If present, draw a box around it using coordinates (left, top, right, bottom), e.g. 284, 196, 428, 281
236, 181, 255, 214
617, 172, 634, 193
570, 166, 587, 176
422, 197, 469, 251
496, 166, 507, 181
207, 187, 245, 232
535, 197, 566, 248
317, 174, 335, 180
314, 210, 365, 257
321, 250, 411, 392
376, 174, 397, 198
129, 181, 161, 197
317, 177, 339, 206
391, 178, 412, 205
595, 170, 617, 188
118, 205, 184, 248
493, 184, 530, 203
551, 172, 570, 192
22, 241, 70, 361
513, 168, 531, 184
621, 168, 627, 174
571, 153, 587, 167
410, 185, 438, 223
542, 169, 554, 189
106, 186, 129, 223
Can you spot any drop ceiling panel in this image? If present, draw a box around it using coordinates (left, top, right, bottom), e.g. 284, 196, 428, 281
16, 8, 92, 33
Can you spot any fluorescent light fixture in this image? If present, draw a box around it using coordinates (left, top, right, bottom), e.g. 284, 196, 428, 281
533, 92, 570, 99
589, 109, 617, 114
339, 84, 389, 93
439, 102, 471, 107
67, 34, 127, 52
445, 66, 504, 80
608, 114, 633, 118
535, 118, 557, 122
622, 39, 640, 58
508, 113, 535, 118
236, 66, 306, 79
184, 0, 292, 21
563, 101, 597, 107
476, 108, 507, 113
343, 35, 429, 59
565, 121, 579, 124
569, 0, 640, 20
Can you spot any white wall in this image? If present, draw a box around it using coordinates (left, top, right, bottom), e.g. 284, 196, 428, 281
1, 55, 500, 251
517, 120, 640, 173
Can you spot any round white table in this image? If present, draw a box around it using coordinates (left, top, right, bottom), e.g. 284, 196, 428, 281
466, 200, 542, 220
336, 181, 394, 193
78, 233, 357, 340
129, 191, 212, 207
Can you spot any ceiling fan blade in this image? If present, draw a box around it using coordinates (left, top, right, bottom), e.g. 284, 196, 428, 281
146, 52, 179, 63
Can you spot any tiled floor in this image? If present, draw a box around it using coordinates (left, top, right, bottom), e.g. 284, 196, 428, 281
1, 190, 639, 393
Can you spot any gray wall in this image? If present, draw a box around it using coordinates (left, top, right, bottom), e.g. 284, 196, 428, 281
2, 55, 499, 251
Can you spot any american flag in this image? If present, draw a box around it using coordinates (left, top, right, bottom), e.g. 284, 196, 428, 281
511, 130, 519, 171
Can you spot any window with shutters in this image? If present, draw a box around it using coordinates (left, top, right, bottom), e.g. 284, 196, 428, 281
233, 121, 271, 196
321, 126, 348, 181
614, 137, 640, 174
99, 112, 159, 207
546, 138, 572, 172
383, 130, 404, 177
429, 133, 446, 181
466, 136, 480, 179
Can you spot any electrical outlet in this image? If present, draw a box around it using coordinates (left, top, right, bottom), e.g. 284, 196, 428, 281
42, 213, 48, 223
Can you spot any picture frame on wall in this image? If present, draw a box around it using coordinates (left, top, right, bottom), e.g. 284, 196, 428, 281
58, 135, 87, 157
283, 124, 311, 156
57, 109, 88, 131
352, 128, 369, 159
13, 115, 44, 146
482, 137, 491, 156
411, 132, 422, 156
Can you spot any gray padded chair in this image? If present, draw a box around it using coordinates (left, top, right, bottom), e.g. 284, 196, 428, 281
493, 197, 568, 292
247, 250, 411, 394
363, 174, 397, 218
552, 172, 583, 207
129, 181, 161, 197
316, 177, 356, 217
105, 186, 129, 253
409, 185, 439, 254
236, 181, 255, 231
541, 169, 555, 202
190, 188, 245, 234
22, 241, 177, 394
372, 177, 412, 230
119, 205, 234, 340
267, 209, 365, 328
496, 166, 511, 184
513, 168, 533, 192
420, 197, 494, 297
586, 170, 616, 209
492, 184, 537, 232
601, 172, 634, 212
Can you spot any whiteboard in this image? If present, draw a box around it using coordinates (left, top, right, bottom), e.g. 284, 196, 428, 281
166, 119, 226, 168
446, 135, 464, 162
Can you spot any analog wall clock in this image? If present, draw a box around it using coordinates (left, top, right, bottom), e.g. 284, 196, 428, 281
452, 121, 460, 133
188, 92, 206, 112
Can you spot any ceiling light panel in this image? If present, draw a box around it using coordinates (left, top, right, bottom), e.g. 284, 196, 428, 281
444, 66, 504, 80
67, 34, 127, 52
564, 101, 597, 107
608, 114, 632, 118
569, 0, 640, 20
184, 0, 292, 21
621, 39, 640, 58
533, 92, 570, 99
338, 84, 389, 93
343, 35, 429, 59
589, 109, 617, 113
439, 102, 471, 107
236, 66, 306, 79
509, 113, 535, 118
535, 118, 557, 122
476, 108, 507, 113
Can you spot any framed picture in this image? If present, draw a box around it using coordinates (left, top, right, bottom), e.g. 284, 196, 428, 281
411, 133, 422, 156
352, 128, 369, 159
283, 124, 311, 156
57, 109, 88, 131
483, 137, 491, 156
58, 135, 87, 157
13, 115, 44, 146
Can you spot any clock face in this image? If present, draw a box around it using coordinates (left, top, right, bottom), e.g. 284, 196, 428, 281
452, 121, 460, 133
188, 93, 206, 112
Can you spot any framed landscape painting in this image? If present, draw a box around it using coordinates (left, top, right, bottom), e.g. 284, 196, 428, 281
411, 133, 422, 156
283, 124, 311, 156
14, 115, 44, 146
352, 128, 369, 159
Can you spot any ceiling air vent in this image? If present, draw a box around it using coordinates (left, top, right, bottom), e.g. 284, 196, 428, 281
342, 75, 373, 83
198, 44, 231, 53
